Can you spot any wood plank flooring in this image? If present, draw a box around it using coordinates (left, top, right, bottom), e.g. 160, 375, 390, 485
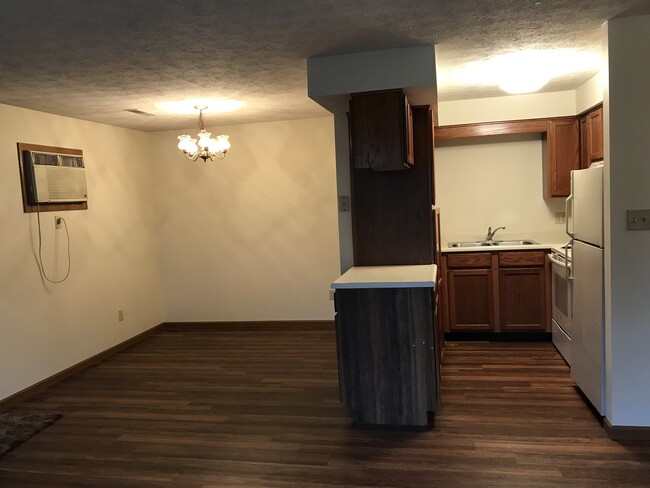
2, 324, 650, 487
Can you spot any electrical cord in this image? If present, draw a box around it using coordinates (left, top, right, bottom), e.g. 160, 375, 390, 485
35, 204, 71, 283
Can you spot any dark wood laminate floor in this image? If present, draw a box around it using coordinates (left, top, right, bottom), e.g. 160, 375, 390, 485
2, 324, 650, 487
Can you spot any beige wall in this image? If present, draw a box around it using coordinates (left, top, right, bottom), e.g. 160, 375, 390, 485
150, 116, 340, 322
435, 134, 566, 244
0, 103, 164, 401
1, 109, 341, 401
575, 73, 604, 114
604, 15, 650, 426
438, 90, 576, 125
435, 90, 577, 244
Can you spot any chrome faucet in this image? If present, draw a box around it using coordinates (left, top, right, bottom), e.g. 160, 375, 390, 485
485, 226, 506, 242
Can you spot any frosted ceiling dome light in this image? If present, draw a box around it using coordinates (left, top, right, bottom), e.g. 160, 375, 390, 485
441, 49, 601, 96
497, 51, 550, 94
158, 99, 245, 114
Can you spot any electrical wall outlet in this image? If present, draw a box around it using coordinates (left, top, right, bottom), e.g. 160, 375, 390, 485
117, 309, 124, 322
555, 212, 566, 224
54, 215, 62, 229
329, 288, 335, 300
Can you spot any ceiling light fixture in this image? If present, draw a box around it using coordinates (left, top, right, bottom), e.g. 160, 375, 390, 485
177, 105, 231, 161
440, 49, 601, 97
496, 51, 550, 95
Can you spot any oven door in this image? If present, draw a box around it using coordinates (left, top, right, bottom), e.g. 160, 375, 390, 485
549, 254, 572, 336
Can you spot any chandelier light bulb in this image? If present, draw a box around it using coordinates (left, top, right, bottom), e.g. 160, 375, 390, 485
197, 131, 213, 148
215, 135, 231, 152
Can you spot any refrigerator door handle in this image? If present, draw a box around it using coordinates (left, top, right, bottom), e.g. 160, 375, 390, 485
566, 193, 575, 238
566, 238, 574, 281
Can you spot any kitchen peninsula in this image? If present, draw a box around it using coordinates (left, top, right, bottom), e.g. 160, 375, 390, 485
332, 264, 439, 427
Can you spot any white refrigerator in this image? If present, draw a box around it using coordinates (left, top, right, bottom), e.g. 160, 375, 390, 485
566, 163, 605, 414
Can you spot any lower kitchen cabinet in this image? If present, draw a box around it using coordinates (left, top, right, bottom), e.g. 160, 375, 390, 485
447, 269, 495, 331
334, 286, 439, 427
499, 267, 547, 331
442, 250, 550, 335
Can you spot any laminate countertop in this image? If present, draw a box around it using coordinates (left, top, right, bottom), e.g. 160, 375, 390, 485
441, 241, 569, 253
331, 264, 437, 289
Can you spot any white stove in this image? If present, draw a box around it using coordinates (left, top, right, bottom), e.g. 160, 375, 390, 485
549, 243, 572, 365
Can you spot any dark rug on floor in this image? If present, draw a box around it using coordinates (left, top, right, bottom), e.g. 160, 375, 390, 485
0, 412, 62, 458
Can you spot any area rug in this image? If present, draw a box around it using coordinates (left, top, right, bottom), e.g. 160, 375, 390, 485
0, 412, 62, 458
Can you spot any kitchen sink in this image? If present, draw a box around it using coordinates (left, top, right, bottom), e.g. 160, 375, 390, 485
448, 239, 539, 248
448, 241, 494, 247
492, 240, 539, 246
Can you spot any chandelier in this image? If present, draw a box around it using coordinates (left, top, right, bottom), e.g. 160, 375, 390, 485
177, 105, 231, 161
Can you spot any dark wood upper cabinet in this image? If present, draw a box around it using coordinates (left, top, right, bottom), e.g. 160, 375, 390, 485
587, 106, 604, 163
580, 116, 589, 169
546, 118, 579, 198
349, 89, 414, 171
579, 105, 604, 169
351, 105, 434, 266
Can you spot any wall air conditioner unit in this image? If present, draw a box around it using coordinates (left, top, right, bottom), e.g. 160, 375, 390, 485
23, 150, 88, 204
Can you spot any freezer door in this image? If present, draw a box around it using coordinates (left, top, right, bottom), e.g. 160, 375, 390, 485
570, 239, 605, 414
571, 165, 603, 247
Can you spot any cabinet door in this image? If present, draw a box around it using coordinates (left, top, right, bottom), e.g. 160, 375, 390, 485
335, 287, 434, 426
447, 269, 495, 331
499, 267, 547, 331
587, 106, 604, 163
547, 118, 579, 198
405, 97, 414, 167
580, 116, 589, 169
349, 90, 412, 171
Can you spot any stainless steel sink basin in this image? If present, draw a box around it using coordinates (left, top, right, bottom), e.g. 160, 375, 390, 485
492, 240, 539, 246
448, 239, 538, 248
448, 241, 493, 247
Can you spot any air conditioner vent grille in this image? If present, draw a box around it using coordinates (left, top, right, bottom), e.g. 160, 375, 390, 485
24, 150, 88, 204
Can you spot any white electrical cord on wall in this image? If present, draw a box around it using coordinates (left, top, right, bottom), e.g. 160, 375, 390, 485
35, 204, 71, 283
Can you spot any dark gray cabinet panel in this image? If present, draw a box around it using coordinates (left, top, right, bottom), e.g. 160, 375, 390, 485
334, 287, 439, 427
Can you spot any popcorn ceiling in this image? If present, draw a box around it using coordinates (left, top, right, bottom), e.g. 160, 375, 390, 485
0, 0, 645, 131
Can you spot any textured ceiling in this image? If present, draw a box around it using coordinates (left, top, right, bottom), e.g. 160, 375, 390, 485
0, 0, 648, 131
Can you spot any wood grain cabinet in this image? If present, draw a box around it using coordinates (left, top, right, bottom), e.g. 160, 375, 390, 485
351, 104, 434, 266
446, 252, 495, 331
442, 250, 550, 335
546, 118, 580, 198
447, 269, 495, 331
335, 287, 439, 427
349, 89, 414, 171
498, 251, 547, 332
435, 116, 591, 199
580, 105, 604, 168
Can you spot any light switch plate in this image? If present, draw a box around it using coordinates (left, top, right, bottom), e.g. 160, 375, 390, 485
627, 209, 650, 230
